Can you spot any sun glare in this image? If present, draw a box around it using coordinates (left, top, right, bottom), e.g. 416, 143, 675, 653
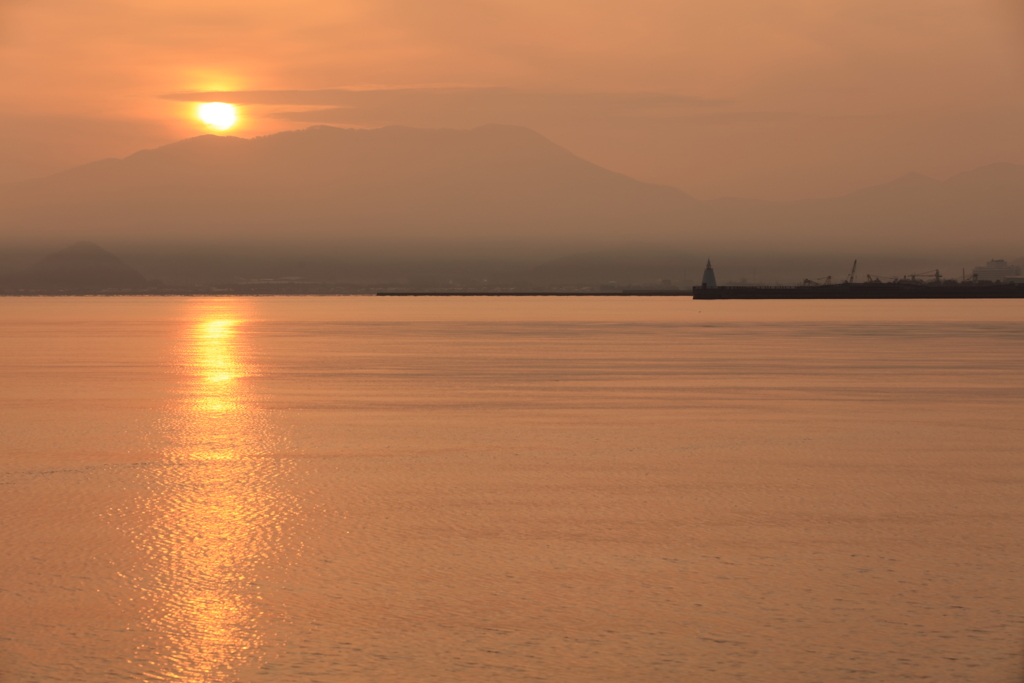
197, 102, 237, 131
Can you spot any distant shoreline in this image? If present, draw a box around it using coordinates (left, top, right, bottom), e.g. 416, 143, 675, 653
377, 291, 687, 296
0, 287, 688, 297
0, 290, 690, 297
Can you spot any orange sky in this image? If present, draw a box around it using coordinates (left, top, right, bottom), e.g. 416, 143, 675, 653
1, 0, 1022, 199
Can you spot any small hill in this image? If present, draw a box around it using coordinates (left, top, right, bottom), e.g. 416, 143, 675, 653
3, 241, 149, 291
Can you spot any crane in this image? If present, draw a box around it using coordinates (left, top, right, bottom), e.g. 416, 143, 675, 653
802, 275, 832, 286
846, 259, 858, 284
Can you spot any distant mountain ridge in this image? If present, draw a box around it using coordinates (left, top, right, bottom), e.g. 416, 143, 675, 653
1, 124, 1022, 254
688, 161, 1024, 253
0, 125, 694, 249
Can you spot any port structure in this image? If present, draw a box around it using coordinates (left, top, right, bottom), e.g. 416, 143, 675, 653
902, 269, 941, 283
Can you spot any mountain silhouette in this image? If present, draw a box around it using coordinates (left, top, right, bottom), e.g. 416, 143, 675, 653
0, 125, 694, 249
1, 241, 149, 290
0, 125, 1022, 255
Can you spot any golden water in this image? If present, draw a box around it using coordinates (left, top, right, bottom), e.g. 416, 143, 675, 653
1, 296, 1022, 682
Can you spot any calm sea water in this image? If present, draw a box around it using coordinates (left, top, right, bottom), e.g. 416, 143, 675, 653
1, 296, 1022, 682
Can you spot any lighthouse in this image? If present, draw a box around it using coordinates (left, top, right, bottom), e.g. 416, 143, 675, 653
701, 259, 717, 289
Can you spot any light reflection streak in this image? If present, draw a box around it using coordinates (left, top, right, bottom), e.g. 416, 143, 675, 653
131, 298, 293, 682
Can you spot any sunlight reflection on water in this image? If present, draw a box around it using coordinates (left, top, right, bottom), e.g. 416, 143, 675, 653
130, 299, 293, 682
3, 297, 1023, 682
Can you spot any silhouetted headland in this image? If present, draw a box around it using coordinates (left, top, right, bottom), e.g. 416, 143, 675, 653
0, 241, 153, 293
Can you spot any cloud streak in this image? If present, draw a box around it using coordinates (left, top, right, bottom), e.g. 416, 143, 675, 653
160, 87, 733, 127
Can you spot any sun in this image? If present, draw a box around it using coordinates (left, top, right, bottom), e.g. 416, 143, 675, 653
197, 102, 237, 131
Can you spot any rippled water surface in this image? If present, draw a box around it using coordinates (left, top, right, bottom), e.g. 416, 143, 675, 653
1, 296, 1022, 682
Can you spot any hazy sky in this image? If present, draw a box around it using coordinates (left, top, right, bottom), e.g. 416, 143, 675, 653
2, 0, 1023, 199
